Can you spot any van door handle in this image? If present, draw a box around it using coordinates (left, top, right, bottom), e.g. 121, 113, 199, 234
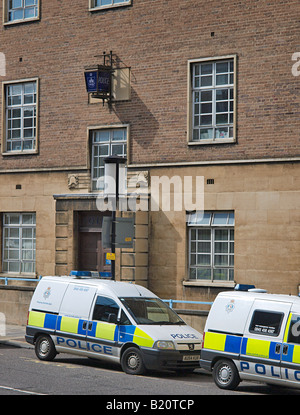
88, 322, 93, 331
275, 343, 281, 354
82, 321, 87, 330
283, 344, 289, 355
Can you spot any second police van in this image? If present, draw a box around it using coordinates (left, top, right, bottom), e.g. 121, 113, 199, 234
25, 274, 202, 375
200, 286, 300, 390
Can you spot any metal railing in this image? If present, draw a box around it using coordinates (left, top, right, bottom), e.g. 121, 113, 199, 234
163, 299, 213, 309
0, 275, 42, 286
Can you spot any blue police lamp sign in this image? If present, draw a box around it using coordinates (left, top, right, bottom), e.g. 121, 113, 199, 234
85, 71, 98, 93
98, 71, 110, 93
85, 69, 111, 95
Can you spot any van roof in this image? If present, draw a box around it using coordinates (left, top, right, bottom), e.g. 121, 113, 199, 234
218, 290, 300, 305
40, 276, 157, 298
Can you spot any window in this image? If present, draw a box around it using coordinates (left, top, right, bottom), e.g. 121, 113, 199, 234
3, 80, 37, 153
287, 314, 300, 344
120, 297, 185, 325
249, 310, 284, 337
188, 56, 236, 143
92, 296, 120, 322
2, 213, 36, 274
5, 0, 39, 23
90, 0, 131, 10
91, 128, 127, 191
187, 211, 234, 281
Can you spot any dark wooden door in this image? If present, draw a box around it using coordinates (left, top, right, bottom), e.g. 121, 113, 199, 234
78, 212, 112, 273
78, 232, 101, 271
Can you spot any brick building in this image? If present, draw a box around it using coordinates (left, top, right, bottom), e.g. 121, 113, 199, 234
0, 0, 299, 320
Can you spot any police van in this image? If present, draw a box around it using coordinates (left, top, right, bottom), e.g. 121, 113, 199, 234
25, 274, 202, 375
200, 286, 300, 390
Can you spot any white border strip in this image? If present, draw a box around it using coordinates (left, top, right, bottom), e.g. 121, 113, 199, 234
0, 385, 47, 395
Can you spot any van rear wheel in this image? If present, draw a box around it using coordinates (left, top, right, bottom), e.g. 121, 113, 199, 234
121, 347, 146, 375
213, 359, 240, 390
35, 335, 57, 361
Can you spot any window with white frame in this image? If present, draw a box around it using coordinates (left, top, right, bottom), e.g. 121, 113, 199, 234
187, 211, 234, 282
6, 0, 38, 23
90, 0, 131, 10
190, 58, 235, 142
4, 81, 37, 153
2, 213, 36, 274
91, 128, 127, 191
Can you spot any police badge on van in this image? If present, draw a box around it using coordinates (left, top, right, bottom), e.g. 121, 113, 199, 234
43, 287, 51, 300
225, 299, 235, 313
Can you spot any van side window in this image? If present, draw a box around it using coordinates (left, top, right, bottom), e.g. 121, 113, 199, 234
119, 310, 131, 325
287, 314, 300, 344
92, 296, 119, 323
249, 310, 284, 336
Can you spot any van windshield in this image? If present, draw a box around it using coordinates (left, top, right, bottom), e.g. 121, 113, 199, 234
119, 297, 186, 325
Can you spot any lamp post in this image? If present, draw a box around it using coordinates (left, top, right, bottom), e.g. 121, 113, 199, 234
104, 155, 127, 280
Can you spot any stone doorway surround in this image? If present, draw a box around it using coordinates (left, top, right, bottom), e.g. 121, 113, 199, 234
53, 194, 149, 287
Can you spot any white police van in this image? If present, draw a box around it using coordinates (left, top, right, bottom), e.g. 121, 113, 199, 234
200, 285, 300, 390
26, 273, 202, 375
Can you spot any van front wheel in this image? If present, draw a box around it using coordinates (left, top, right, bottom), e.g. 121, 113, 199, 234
213, 359, 240, 390
121, 347, 146, 375
35, 335, 57, 361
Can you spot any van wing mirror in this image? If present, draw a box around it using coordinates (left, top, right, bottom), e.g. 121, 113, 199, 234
107, 313, 118, 324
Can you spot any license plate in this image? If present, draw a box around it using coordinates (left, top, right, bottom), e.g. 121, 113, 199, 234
183, 355, 200, 362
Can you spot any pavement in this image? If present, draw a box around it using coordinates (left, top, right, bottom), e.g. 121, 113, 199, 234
0, 324, 33, 349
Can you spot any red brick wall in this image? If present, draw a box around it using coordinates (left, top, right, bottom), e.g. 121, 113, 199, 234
0, 0, 299, 170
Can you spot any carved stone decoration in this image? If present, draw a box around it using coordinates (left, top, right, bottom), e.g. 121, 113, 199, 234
127, 170, 149, 191
68, 174, 79, 189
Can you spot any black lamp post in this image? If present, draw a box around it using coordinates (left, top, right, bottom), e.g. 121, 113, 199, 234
104, 155, 127, 280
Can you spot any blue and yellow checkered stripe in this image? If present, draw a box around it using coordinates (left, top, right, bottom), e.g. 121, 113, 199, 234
281, 344, 300, 364
204, 331, 282, 360
204, 332, 243, 355
28, 311, 154, 347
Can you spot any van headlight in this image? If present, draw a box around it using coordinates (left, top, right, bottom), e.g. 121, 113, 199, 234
154, 341, 175, 350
